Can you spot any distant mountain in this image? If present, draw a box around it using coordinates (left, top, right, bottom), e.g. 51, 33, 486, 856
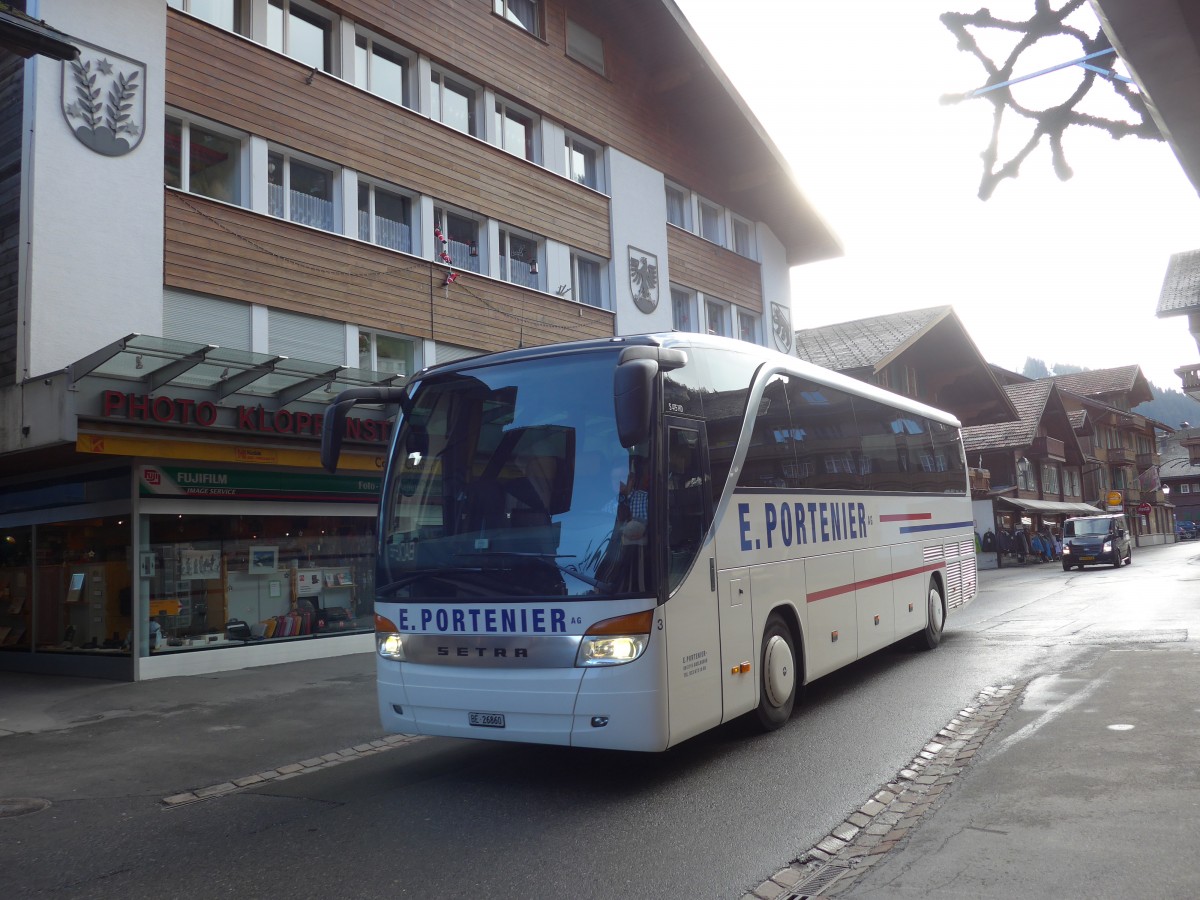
1021, 357, 1200, 431
1136, 383, 1200, 431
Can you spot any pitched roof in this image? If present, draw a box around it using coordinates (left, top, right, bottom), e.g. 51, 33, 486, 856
962, 381, 1054, 452
1046, 366, 1150, 403
1157, 248, 1200, 317
793, 306, 951, 372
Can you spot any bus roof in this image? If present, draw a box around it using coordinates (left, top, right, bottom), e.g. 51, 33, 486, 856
412, 333, 962, 429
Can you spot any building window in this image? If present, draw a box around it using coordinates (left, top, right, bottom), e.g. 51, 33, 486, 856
165, 115, 243, 205
1042, 463, 1060, 494
732, 215, 755, 258
353, 33, 410, 107
1017, 457, 1035, 491
499, 228, 541, 290
167, 0, 248, 34
494, 97, 538, 161
671, 287, 696, 332
431, 69, 478, 136
1179, 483, 1190, 494
570, 250, 606, 308
358, 183, 412, 253
434, 208, 481, 273
699, 198, 724, 245
565, 131, 602, 190
666, 182, 690, 229
268, 149, 336, 232
494, 0, 540, 36
705, 297, 730, 337
566, 19, 604, 74
737, 310, 760, 345
267, 0, 333, 73
359, 331, 418, 376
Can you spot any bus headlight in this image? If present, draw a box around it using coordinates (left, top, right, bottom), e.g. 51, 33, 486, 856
1062, 545, 1071, 555
576, 609, 654, 667
376, 614, 406, 661
1103, 541, 1112, 553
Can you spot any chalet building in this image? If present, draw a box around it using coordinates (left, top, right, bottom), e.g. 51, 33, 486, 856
1041, 367, 1173, 543
1158, 427, 1200, 529
0, 0, 839, 679
961, 379, 1096, 547
791, 305, 1018, 428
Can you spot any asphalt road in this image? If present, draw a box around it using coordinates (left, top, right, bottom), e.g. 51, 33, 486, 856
3, 541, 1197, 899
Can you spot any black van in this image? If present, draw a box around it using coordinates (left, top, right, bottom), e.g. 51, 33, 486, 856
1061, 513, 1132, 570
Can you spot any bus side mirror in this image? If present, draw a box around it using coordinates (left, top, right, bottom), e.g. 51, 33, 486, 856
614, 359, 658, 449
321, 386, 410, 473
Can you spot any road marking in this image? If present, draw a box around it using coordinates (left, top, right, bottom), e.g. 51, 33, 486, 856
162, 733, 427, 808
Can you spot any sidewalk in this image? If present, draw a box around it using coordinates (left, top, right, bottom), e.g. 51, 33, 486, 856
0, 651, 381, 802
823, 643, 1200, 899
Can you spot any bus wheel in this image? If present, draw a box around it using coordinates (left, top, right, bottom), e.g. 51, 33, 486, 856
755, 613, 797, 731
914, 580, 946, 650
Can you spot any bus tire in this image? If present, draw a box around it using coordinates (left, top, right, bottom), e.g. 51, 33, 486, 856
755, 613, 797, 731
914, 579, 945, 650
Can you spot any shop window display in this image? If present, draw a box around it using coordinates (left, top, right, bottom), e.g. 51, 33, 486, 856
9, 516, 134, 655
141, 514, 374, 654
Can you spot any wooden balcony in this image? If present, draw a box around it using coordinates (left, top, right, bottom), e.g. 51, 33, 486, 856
1136, 452, 1157, 470
969, 467, 990, 493
1029, 435, 1066, 461
1107, 447, 1134, 465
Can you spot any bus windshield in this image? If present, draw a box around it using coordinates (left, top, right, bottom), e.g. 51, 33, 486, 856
379, 350, 655, 601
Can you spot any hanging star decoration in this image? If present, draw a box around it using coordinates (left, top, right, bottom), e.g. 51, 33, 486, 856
940, 0, 1161, 199
434, 226, 458, 285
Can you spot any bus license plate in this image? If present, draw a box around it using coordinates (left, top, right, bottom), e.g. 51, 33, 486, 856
469, 712, 506, 728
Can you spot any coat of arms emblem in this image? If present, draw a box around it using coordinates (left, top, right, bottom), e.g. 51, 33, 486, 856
628, 247, 659, 314
62, 42, 146, 157
771, 302, 793, 354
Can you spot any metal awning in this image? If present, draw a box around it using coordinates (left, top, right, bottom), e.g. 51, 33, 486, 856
67, 333, 405, 407
995, 497, 1103, 516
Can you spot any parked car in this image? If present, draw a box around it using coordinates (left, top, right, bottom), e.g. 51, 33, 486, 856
1062, 513, 1132, 570
1177, 521, 1197, 540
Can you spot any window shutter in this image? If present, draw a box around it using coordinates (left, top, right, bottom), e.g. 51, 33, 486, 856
163, 289, 251, 350
267, 309, 344, 365
434, 342, 483, 364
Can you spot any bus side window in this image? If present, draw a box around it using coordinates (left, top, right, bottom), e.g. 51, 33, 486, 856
695, 348, 759, 506
737, 375, 796, 489
786, 377, 863, 491
667, 427, 707, 589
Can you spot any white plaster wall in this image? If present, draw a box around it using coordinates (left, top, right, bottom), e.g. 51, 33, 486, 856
22, 0, 166, 379
607, 149, 673, 335
757, 224, 793, 354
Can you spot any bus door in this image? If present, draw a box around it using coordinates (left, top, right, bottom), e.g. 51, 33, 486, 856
669, 421, 754, 722
662, 421, 724, 741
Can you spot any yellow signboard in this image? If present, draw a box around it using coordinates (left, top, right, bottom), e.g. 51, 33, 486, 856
1106, 490, 1123, 509
76, 433, 383, 473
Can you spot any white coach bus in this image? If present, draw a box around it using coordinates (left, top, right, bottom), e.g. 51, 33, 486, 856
321, 333, 977, 752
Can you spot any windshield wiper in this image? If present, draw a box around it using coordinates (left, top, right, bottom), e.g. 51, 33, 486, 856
454, 551, 604, 589
377, 566, 487, 596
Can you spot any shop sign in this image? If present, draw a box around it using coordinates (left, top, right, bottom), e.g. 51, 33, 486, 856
140, 464, 381, 502
1137, 501, 1152, 517
1106, 490, 1123, 510
100, 390, 391, 443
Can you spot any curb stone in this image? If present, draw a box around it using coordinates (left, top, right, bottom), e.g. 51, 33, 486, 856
741, 681, 1026, 900
161, 733, 425, 808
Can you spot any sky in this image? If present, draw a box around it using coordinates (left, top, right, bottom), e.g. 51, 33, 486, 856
674, 0, 1200, 390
